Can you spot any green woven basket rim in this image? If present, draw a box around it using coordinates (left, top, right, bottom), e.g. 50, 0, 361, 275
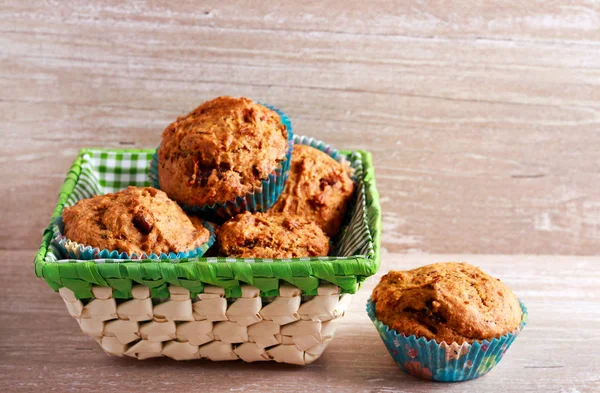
34, 147, 382, 299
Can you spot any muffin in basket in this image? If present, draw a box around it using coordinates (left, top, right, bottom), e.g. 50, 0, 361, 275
368, 262, 527, 382
272, 144, 354, 237
217, 211, 329, 258
156, 96, 292, 216
55, 186, 215, 259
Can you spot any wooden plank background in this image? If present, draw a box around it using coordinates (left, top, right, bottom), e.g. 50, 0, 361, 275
1, 1, 600, 255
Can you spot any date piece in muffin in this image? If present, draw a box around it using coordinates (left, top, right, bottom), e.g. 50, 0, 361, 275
372, 262, 522, 344
271, 145, 354, 237
217, 212, 329, 258
158, 96, 289, 208
62, 186, 210, 256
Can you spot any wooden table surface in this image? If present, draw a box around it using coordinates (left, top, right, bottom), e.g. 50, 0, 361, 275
2, 1, 600, 392
1, 252, 598, 392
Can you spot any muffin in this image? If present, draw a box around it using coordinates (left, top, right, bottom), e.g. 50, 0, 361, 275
272, 144, 354, 237
60, 186, 212, 258
157, 96, 290, 211
372, 262, 522, 344
217, 212, 329, 258
368, 262, 527, 382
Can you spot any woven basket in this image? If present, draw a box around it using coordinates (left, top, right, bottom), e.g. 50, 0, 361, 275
34, 136, 382, 364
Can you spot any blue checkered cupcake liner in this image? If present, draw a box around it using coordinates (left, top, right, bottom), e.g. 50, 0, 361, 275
52, 215, 216, 260
367, 298, 528, 382
149, 104, 293, 219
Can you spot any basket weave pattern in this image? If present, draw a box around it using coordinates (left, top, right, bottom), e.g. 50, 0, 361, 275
59, 282, 351, 364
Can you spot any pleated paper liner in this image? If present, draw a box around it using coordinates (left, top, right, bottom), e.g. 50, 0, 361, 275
367, 299, 528, 382
52, 215, 216, 260
148, 105, 294, 220
293, 134, 353, 172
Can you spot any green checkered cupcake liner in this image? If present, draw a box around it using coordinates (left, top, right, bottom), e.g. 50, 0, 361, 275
52, 215, 216, 260
148, 105, 294, 219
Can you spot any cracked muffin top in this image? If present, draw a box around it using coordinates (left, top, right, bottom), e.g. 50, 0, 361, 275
62, 186, 210, 256
158, 96, 289, 207
271, 144, 354, 237
371, 262, 522, 344
216, 211, 329, 258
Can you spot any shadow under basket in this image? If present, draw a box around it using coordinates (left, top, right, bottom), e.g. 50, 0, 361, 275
34, 136, 382, 364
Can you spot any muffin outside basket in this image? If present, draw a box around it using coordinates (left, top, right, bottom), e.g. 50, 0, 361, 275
367, 299, 528, 381
34, 136, 381, 364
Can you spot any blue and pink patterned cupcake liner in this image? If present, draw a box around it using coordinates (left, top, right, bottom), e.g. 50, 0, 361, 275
148, 105, 294, 219
367, 298, 528, 382
52, 215, 216, 260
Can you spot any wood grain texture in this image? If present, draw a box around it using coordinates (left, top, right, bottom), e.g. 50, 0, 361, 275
1, 251, 599, 392
1, 2, 600, 255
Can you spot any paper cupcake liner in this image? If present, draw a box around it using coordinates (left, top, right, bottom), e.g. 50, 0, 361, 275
148, 105, 293, 219
52, 215, 216, 260
367, 299, 528, 382
292, 134, 355, 178
294, 135, 344, 162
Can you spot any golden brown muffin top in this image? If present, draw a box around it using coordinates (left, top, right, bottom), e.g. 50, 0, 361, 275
62, 186, 210, 256
272, 145, 354, 237
158, 96, 289, 207
371, 262, 522, 344
217, 212, 329, 258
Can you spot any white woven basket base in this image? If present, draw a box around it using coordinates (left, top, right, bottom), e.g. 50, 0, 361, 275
59, 283, 352, 365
